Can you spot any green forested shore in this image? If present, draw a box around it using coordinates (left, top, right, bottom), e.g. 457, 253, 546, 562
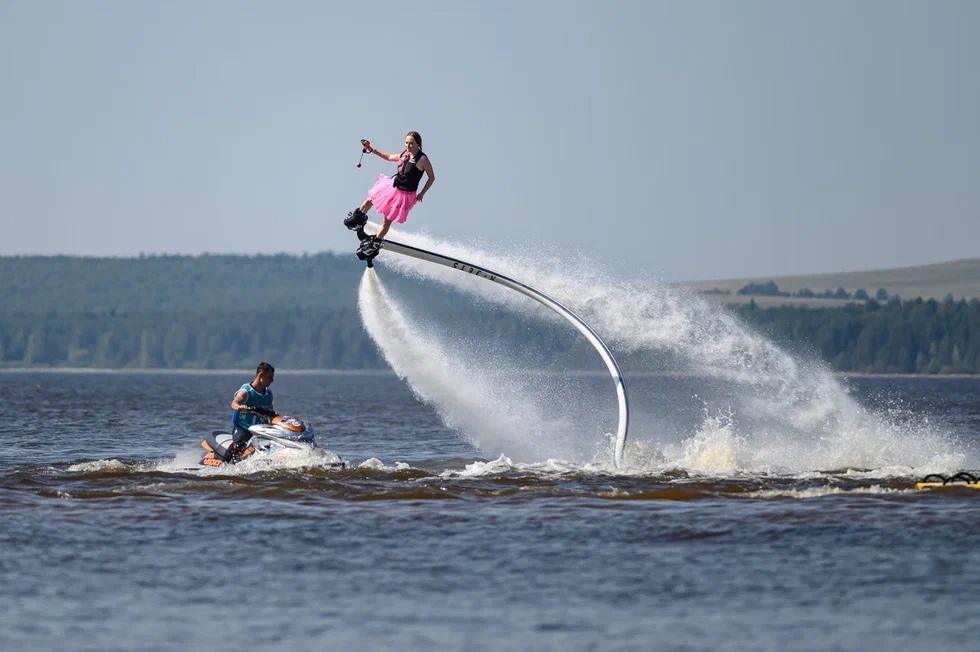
735, 297, 979, 375
2, 254, 977, 374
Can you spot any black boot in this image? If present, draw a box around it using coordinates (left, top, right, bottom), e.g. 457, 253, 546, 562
224, 429, 252, 463
356, 236, 382, 267
224, 439, 244, 463
344, 208, 368, 231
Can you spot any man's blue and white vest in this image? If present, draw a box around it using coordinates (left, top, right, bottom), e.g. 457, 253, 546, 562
232, 383, 274, 429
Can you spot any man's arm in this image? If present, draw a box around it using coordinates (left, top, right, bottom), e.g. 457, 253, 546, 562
230, 389, 250, 411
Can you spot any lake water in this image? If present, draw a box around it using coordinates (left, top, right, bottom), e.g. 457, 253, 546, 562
1, 370, 979, 651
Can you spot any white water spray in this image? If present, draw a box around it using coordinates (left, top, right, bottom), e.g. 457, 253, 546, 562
359, 226, 971, 474
358, 269, 610, 462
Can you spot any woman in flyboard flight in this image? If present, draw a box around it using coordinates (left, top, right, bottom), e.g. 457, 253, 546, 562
345, 131, 435, 257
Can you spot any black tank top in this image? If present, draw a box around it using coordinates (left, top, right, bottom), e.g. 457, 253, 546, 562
392, 149, 426, 192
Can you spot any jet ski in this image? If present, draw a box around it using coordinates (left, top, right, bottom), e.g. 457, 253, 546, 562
199, 407, 344, 468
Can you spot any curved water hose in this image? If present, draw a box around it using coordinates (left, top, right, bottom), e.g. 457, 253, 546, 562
371, 236, 630, 468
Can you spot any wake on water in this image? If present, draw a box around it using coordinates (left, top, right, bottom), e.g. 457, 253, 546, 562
357, 227, 973, 477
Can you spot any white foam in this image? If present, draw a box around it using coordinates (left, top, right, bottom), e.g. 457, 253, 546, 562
154, 446, 343, 475
749, 485, 907, 499
67, 459, 132, 473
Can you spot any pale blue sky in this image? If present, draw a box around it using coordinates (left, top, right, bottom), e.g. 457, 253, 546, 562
2, 0, 978, 282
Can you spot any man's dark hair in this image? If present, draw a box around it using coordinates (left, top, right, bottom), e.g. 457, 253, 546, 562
257, 361, 275, 374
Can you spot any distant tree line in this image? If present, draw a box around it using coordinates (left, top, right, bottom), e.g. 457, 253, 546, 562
1, 255, 977, 374
0, 307, 383, 370
0, 253, 580, 370
736, 280, 895, 302
737, 297, 980, 374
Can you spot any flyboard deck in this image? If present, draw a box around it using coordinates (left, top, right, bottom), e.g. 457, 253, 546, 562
350, 221, 630, 469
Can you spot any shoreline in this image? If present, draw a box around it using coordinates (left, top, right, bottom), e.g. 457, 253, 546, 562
0, 367, 976, 380
0, 367, 396, 376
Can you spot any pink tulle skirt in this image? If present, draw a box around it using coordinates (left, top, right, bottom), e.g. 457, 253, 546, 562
367, 174, 417, 223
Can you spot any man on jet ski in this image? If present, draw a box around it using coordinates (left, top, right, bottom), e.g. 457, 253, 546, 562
226, 361, 278, 461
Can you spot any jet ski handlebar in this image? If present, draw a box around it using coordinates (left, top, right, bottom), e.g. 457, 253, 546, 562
239, 406, 278, 419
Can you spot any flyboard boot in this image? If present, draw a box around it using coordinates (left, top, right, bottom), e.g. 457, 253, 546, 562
356, 235, 382, 268
344, 208, 368, 233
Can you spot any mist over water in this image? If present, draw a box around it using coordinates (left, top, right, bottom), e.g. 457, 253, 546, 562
359, 225, 973, 475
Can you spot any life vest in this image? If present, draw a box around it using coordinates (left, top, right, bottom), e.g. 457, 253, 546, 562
231, 382, 274, 428
392, 149, 426, 192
